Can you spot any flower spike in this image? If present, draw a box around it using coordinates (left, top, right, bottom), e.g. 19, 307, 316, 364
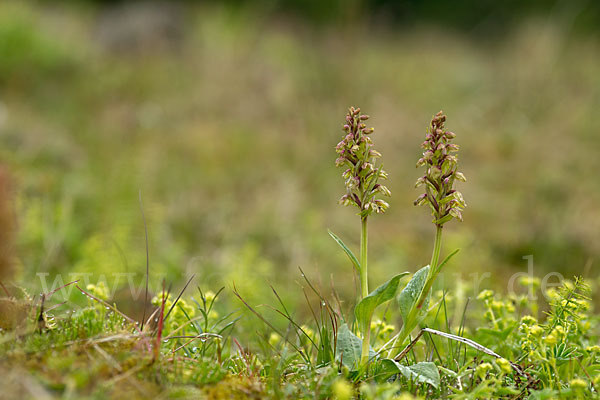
415, 111, 466, 227
335, 106, 390, 217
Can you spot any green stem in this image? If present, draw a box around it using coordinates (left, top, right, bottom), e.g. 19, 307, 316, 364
415, 225, 443, 314
389, 225, 444, 358
429, 225, 443, 276
360, 216, 371, 365
360, 216, 369, 299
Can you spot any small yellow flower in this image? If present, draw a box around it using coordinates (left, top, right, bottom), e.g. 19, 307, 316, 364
520, 315, 537, 326
268, 332, 281, 347
563, 280, 575, 291
518, 276, 540, 290
370, 319, 385, 331
151, 292, 173, 307
505, 302, 515, 313
491, 300, 504, 313
332, 379, 353, 400
484, 310, 494, 322
477, 290, 494, 302
300, 325, 315, 341
586, 345, 600, 353
545, 288, 560, 301
575, 298, 590, 311
476, 362, 493, 379
520, 341, 532, 353
554, 325, 565, 336
569, 378, 587, 390
496, 358, 512, 374
86, 281, 110, 301
176, 299, 196, 318
396, 394, 419, 400
204, 290, 216, 303
382, 323, 395, 334
544, 332, 558, 346
529, 325, 544, 337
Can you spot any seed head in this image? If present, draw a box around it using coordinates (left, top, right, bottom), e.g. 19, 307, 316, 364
414, 111, 466, 227
335, 107, 390, 217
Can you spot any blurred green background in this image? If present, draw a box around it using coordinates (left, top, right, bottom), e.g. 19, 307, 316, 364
1, 0, 599, 309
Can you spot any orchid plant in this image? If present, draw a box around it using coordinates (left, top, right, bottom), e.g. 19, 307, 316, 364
331, 108, 466, 370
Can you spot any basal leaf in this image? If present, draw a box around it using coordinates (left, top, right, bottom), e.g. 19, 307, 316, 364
328, 230, 361, 274
355, 273, 408, 334
335, 323, 376, 370
399, 362, 441, 388
379, 360, 440, 388
376, 359, 402, 382
397, 265, 431, 324
335, 323, 362, 369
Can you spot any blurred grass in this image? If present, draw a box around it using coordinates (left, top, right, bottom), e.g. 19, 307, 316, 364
1, 1, 599, 309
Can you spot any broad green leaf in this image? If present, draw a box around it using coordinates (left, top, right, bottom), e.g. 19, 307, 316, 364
355, 273, 408, 334
379, 360, 440, 388
328, 230, 361, 274
397, 265, 431, 324
399, 362, 441, 388
376, 359, 402, 382
335, 324, 375, 370
335, 323, 361, 369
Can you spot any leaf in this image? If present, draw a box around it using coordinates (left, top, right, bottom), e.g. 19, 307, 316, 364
379, 360, 440, 388
328, 230, 361, 274
335, 323, 362, 369
397, 265, 431, 324
400, 362, 441, 388
376, 359, 402, 382
335, 323, 375, 370
435, 248, 460, 273
355, 273, 408, 334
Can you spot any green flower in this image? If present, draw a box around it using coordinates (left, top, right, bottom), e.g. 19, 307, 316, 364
415, 111, 466, 226
336, 107, 390, 216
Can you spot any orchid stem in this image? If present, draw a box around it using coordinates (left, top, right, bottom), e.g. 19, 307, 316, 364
360, 215, 371, 365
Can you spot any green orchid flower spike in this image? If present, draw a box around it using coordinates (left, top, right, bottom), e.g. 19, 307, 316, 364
414, 110, 466, 227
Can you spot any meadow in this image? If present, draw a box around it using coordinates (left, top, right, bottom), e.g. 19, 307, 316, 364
1, 1, 599, 398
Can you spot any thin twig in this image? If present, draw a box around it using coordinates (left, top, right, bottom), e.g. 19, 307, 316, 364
421, 327, 527, 377
394, 330, 424, 361
0, 280, 11, 297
